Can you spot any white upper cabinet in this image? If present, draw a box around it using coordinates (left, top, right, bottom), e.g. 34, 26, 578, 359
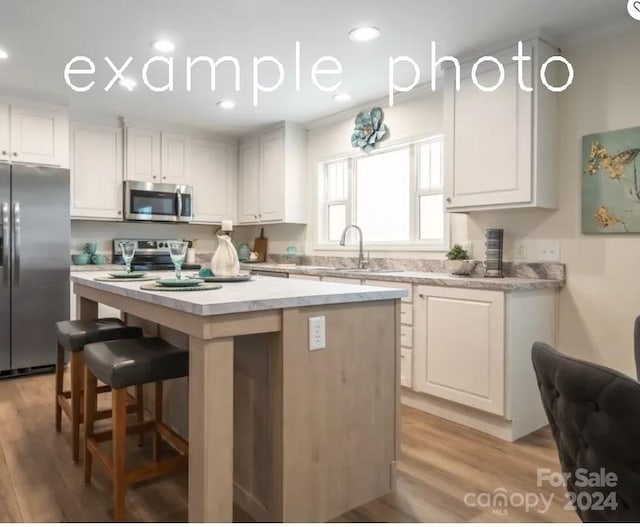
160, 132, 190, 184
444, 38, 558, 211
0, 104, 10, 162
190, 139, 236, 224
0, 103, 69, 167
237, 122, 306, 224
259, 129, 286, 222
70, 124, 123, 221
125, 127, 161, 182
238, 141, 261, 223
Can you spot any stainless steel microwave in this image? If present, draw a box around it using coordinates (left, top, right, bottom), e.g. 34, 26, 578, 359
124, 181, 193, 223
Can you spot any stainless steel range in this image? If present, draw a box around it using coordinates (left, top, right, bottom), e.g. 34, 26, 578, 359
112, 239, 201, 271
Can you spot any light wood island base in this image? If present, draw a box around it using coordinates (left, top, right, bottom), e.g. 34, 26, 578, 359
73, 279, 400, 522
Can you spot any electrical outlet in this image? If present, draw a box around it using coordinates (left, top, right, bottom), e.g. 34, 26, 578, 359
539, 240, 561, 262
309, 316, 326, 351
515, 242, 526, 260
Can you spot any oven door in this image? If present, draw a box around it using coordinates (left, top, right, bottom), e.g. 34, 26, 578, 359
125, 181, 193, 222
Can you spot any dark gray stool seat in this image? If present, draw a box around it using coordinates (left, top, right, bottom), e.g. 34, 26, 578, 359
83, 337, 189, 390
56, 318, 143, 351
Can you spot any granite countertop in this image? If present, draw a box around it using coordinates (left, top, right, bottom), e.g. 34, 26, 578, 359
71, 264, 123, 272
240, 263, 564, 292
70, 271, 406, 316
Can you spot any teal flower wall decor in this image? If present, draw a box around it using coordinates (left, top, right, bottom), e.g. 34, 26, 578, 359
351, 107, 388, 153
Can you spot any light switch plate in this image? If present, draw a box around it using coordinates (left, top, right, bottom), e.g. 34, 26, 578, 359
309, 316, 326, 351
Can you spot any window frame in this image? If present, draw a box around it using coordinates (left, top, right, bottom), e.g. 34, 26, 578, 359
315, 134, 449, 252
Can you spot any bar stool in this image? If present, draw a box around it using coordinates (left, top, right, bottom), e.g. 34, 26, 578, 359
83, 337, 189, 521
55, 318, 144, 462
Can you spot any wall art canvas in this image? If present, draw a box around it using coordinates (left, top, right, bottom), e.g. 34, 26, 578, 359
582, 126, 640, 233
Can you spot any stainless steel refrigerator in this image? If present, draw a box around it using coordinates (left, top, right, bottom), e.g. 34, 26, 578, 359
0, 164, 69, 376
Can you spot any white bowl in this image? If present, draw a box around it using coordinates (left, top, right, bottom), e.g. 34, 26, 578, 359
445, 260, 477, 276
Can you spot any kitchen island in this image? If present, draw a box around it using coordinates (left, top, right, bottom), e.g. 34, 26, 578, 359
70, 271, 405, 522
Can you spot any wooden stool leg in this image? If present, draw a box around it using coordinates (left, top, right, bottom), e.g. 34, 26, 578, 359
113, 388, 128, 521
70, 351, 84, 463
55, 344, 64, 432
84, 367, 97, 485
153, 381, 163, 461
135, 385, 145, 447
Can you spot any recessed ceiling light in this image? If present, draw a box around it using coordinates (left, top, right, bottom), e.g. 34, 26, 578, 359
333, 93, 351, 102
0, 48, 8, 60
348, 26, 380, 42
151, 40, 175, 53
119, 78, 137, 91
217, 99, 235, 110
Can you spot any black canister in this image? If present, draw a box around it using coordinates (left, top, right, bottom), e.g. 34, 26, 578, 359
484, 228, 504, 278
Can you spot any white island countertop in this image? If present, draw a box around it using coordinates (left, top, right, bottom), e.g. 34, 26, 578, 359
70, 271, 407, 316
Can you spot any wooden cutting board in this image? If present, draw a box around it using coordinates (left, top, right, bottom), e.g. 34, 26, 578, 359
253, 228, 268, 263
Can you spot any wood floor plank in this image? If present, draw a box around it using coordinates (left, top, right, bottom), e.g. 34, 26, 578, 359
0, 373, 578, 523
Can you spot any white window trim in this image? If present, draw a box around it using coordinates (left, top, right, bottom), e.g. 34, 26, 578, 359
314, 134, 450, 252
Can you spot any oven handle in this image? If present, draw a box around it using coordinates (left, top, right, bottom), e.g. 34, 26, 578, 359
176, 188, 183, 219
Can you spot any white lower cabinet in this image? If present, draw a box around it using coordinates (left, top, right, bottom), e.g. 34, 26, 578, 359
365, 280, 413, 389
321, 277, 362, 285
410, 284, 556, 441
413, 286, 505, 415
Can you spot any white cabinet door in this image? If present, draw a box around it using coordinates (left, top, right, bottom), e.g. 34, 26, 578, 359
289, 274, 321, 281
259, 129, 285, 222
238, 141, 261, 223
0, 104, 9, 162
400, 349, 412, 388
321, 277, 362, 285
413, 285, 505, 416
9, 105, 69, 167
444, 43, 535, 210
191, 140, 235, 224
125, 127, 161, 182
70, 125, 123, 220
160, 133, 189, 184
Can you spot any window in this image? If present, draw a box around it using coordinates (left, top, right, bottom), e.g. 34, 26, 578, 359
318, 136, 446, 249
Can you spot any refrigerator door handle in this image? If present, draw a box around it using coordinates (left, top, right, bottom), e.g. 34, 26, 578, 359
13, 202, 20, 286
1, 202, 8, 286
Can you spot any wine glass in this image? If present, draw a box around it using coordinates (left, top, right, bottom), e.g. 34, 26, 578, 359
119, 241, 137, 274
168, 241, 189, 280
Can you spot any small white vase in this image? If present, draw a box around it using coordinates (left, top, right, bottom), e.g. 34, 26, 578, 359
211, 234, 240, 277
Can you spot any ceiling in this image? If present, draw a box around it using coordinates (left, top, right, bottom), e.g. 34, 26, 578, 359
0, 0, 632, 135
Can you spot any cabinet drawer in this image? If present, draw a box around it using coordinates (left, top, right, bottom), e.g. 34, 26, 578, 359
365, 280, 412, 303
400, 325, 413, 348
400, 348, 412, 388
400, 303, 412, 325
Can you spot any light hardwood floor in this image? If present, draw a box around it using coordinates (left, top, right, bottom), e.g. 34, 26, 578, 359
0, 372, 577, 522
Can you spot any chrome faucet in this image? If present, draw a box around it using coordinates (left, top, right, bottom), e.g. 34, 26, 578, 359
339, 224, 369, 269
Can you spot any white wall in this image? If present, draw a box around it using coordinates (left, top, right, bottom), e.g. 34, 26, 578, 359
71, 220, 220, 255
464, 28, 640, 375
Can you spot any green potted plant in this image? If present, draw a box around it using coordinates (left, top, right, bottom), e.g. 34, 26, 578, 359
445, 244, 477, 276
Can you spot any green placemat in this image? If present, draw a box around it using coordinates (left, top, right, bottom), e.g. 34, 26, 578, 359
140, 283, 223, 292
95, 275, 160, 282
